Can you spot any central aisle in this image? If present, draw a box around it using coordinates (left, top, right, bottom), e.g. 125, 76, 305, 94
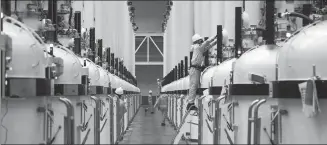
120, 107, 177, 144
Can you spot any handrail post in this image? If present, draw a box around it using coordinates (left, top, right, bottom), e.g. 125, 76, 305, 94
213, 95, 226, 144
247, 99, 260, 145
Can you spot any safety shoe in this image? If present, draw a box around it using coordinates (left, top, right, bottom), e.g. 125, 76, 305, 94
186, 103, 198, 111
161, 122, 166, 126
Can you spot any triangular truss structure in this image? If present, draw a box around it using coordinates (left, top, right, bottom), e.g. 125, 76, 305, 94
135, 33, 164, 65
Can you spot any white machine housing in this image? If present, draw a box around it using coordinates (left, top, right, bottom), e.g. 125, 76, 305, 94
3, 16, 48, 78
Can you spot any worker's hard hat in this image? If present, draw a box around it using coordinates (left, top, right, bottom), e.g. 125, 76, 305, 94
149, 90, 152, 93
192, 34, 203, 43
115, 87, 124, 95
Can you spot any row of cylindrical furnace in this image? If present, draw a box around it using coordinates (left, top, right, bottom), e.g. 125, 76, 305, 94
160, 1, 327, 144
1, 2, 141, 144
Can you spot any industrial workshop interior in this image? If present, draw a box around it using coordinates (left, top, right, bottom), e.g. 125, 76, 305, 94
1, 0, 327, 144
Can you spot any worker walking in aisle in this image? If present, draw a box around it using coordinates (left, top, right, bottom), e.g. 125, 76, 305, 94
154, 93, 169, 126
187, 34, 217, 111
154, 78, 168, 126
148, 90, 155, 114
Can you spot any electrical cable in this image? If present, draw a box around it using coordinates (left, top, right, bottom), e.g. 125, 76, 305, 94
1, 99, 8, 144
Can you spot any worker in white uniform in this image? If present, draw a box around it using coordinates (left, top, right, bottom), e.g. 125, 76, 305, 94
187, 34, 217, 111
148, 90, 154, 114
115, 87, 127, 139
154, 78, 168, 126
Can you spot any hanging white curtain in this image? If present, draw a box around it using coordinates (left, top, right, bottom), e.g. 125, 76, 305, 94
95, 1, 103, 39
193, 1, 203, 36
72, 1, 135, 73
224, 1, 243, 45
176, 1, 194, 66
244, 1, 262, 26
163, 1, 194, 76
200, 1, 212, 37
210, 1, 225, 36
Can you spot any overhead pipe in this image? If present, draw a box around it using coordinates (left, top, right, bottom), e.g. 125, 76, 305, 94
278, 12, 314, 24
235, 7, 242, 58
97, 39, 103, 66
89, 27, 95, 62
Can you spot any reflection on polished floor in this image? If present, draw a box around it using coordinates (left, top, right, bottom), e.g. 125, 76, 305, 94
119, 107, 176, 144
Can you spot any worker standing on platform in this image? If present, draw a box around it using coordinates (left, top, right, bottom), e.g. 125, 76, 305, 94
148, 90, 154, 114
187, 34, 217, 111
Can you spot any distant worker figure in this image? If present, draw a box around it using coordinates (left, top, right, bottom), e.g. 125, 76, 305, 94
115, 87, 127, 140
154, 78, 169, 126
148, 90, 155, 114
187, 34, 217, 111
154, 94, 169, 126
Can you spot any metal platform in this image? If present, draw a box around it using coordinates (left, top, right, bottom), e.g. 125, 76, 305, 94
119, 106, 177, 144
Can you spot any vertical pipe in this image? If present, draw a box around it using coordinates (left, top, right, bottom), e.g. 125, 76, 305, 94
48, 0, 58, 42
190, 52, 193, 66
184, 56, 188, 76
265, 0, 275, 45
0, 1, 3, 31
178, 63, 181, 80
204, 37, 209, 67
175, 66, 177, 81
74, 38, 81, 55
216, 25, 223, 64
119, 60, 122, 78
111, 53, 114, 74
90, 27, 96, 62
74, 11, 81, 35
97, 39, 103, 66
115, 58, 118, 76
234, 7, 242, 58
2, 0, 11, 16
107, 47, 111, 71
181, 60, 184, 78
302, 4, 311, 27
74, 11, 81, 56
198, 99, 203, 144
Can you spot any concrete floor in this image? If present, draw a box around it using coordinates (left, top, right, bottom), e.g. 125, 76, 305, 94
119, 107, 177, 144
